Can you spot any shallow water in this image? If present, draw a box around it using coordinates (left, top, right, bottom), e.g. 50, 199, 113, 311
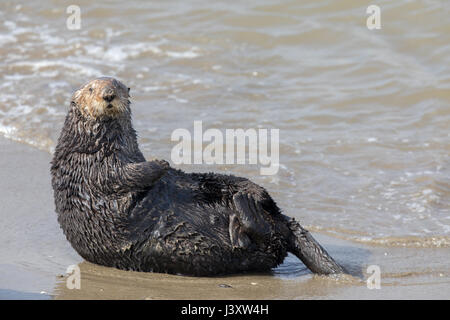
0, 0, 449, 298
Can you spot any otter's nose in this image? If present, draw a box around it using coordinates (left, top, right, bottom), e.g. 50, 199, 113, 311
103, 89, 116, 102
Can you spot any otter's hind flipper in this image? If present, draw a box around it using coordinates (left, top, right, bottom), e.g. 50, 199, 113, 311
285, 217, 345, 275
229, 192, 272, 249
229, 214, 251, 248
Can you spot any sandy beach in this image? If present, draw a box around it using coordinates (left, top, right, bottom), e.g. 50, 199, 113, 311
1, 136, 448, 300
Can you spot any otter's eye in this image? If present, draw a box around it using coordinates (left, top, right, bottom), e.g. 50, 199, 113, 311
89, 87, 93, 93
128, 87, 130, 93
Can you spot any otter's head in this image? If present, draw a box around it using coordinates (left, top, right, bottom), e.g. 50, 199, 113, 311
71, 77, 131, 119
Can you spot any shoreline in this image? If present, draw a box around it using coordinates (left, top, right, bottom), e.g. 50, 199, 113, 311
0, 135, 449, 300
0, 136, 80, 300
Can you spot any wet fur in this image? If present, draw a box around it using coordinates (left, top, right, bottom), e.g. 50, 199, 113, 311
51, 77, 344, 276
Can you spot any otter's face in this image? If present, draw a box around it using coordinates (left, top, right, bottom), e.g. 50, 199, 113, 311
71, 77, 131, 119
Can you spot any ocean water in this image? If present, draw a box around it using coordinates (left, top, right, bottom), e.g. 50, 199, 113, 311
0, 0, 449, 254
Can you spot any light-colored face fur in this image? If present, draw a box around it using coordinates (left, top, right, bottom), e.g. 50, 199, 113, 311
72, 77, 130, 119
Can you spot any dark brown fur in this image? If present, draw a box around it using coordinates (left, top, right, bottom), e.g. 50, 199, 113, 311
51, 77, 344, 276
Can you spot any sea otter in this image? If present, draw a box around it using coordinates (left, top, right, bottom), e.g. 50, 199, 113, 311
51, 77, 344, 276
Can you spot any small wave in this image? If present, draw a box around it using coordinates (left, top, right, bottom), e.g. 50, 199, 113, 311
83, 43, 201, 62
355, 236, 450, 248
0, 34, 17, 46
166, 48, 201, 59
306, 225, 450, 248
8, 60, 100, 77
0, 125, 54, 153
84, 43, 162, 62
0, 124, 18, 138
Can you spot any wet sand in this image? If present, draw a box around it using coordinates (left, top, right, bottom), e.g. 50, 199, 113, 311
0, 136, 449, 300
0, 136, 77, 299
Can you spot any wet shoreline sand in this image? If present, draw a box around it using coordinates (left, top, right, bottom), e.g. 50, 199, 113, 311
0, 136, 449, 300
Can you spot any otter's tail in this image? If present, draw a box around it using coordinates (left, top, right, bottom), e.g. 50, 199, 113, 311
285, 217, 345, 275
